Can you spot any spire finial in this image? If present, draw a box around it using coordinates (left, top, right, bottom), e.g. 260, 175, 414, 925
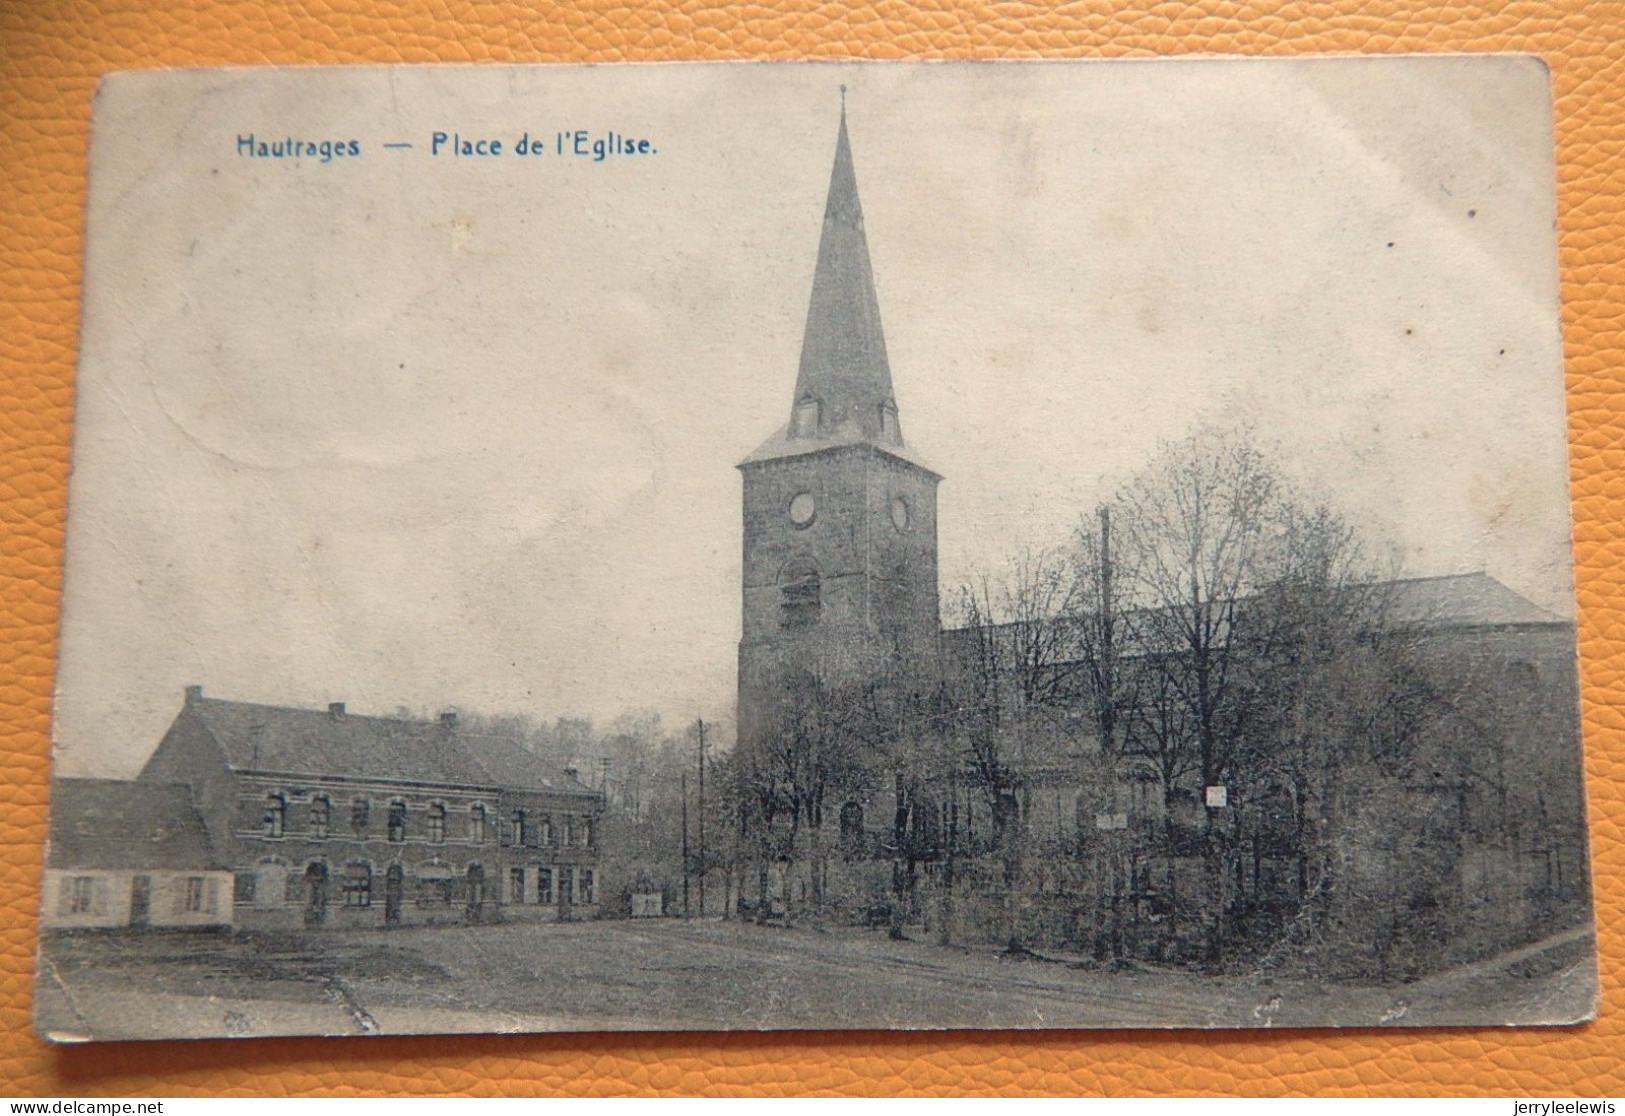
840, 84, 846, 117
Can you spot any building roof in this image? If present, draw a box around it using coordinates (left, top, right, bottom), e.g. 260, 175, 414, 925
795, 104, 895, 439
738, 428, 941, 475
744, 102, 934, 474
941, 571, 1567, 655
461, 732, 599, 797
185, 696, 498, 788
48, 778, 222, 871
1382, 572, 1566, 628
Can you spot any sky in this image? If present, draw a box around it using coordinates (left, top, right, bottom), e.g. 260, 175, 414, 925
54, 58, 1574, 777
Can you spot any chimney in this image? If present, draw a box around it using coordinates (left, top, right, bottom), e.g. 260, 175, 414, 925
439, 711, 459, 728
564, 764, 579, 781
328, 702, 346, 719
184, 684, 203, 705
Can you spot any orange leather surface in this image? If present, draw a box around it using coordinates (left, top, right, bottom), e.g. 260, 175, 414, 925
2, 0, 1621, 1097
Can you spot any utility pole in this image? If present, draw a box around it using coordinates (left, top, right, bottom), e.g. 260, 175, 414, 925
681, 770, 690, 918
697, 717, 707, 918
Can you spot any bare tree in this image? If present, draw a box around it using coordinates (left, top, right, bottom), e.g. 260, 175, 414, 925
1108, 427, 1294, 959
732, 667, 874, 924
949, 547, 1079, 950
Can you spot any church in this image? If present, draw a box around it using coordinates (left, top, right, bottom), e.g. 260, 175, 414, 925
736, 100, 942, 749
732, 101, 1590, 966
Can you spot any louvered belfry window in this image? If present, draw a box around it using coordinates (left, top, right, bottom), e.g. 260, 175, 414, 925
781, 562, 821, 627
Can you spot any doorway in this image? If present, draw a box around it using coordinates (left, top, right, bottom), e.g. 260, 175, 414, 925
384, 864, 404, 927
304, 863, 329, 928
129, 874, 151, 928
465, 864, 485, 924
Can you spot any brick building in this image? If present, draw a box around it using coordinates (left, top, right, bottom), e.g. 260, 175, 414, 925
137, 687, 604, 929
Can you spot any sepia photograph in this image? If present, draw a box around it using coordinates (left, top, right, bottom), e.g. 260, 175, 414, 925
37, 58, 1595, 1039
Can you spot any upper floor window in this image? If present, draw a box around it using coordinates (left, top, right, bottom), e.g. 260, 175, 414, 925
781, 562, 821, 628
512, 809, 528, 848
350, 797, 371, 835
387, 800, 407, 843
309, 795, 331, 839
539, 815, 553, 846
469, 804, 487, 844
265, 794, 287, 839
427, 803, 447, 844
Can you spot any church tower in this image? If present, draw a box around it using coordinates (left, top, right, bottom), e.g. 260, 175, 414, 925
737, 99, 942, 745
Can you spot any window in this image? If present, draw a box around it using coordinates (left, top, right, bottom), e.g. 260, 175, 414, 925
387, 800, 407, 843
781, 562, 821, 627
350, 797, 371, 834
428, 803, 446, 844
539, 815, 552, 846
509, 867, 525, 904
560, 867, 574, 904
469, 804, 487, 844
537, 867, 554, 905
562, 817, 574, 848
792, 395, 821, 437
68, 876, 97, 915
265, 793, 287, 839
418, 868, 453, 907
584, 818, 595, 848
309, 795, 331, 839
234, 873, 256, 904
343, 863, 372, 908
580, 869, 595, 905
512, 809, 528, 848
183, 876, 207, 913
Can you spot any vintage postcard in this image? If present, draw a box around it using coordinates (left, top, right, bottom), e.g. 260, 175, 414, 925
38, 58, 1596, 1039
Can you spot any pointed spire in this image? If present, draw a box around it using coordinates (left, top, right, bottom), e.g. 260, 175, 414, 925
790, 92, 900, 446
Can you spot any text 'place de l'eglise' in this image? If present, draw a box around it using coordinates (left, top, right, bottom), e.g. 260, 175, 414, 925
44, 102, 1590, 984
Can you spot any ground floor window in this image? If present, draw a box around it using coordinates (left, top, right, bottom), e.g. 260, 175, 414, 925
183, 876, 218, 915
560, 866, 574, 905
343, 863, 373, 907
64, 876, 100, 915
419, 875, 453, 907
509, 867, 525, 903
233, 872, 256, 904
580, 869, 595, 905
537, 867, 553, 904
